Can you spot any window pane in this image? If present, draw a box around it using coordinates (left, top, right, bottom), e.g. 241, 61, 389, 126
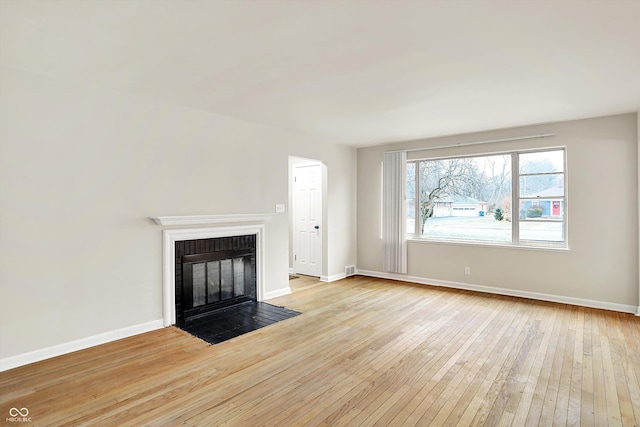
418, 154, 512, 243
520, 150, 564, 174
519, 173, 564, 198
520, 221, 564, 242
519, 200, 564, 220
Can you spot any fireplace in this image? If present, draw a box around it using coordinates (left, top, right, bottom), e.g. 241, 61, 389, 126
158, 222, 267, 327
175, 235, 256, 323
155, 219, 299, 344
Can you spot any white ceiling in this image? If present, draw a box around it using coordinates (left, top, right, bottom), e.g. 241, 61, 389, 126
1, 0, 639, 147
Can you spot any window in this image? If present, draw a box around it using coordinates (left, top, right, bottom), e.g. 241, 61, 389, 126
406, 148, 566, 248
518, 150, 565, 244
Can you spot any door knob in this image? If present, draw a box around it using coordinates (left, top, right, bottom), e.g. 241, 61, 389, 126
314, 225, 320, 229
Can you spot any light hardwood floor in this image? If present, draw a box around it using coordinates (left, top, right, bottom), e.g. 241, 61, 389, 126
1, 276, 639, 426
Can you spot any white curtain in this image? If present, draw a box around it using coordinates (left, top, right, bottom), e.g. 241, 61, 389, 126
382, 151, 407, 274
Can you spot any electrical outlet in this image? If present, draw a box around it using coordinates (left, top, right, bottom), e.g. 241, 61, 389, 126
275, 203, 285, 213
464, 267, 471, 276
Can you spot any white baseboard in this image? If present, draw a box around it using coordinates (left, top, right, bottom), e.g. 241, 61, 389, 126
289, 268, 295, 275
357, 269, 639, 315
264, 287, 292, 300
321, 272, 346, 283
0, 319, 164, 372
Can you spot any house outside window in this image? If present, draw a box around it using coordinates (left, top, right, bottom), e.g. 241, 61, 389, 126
407, 148, 566, 248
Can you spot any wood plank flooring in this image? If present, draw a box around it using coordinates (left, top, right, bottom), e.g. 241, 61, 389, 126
1, 275, 639, 426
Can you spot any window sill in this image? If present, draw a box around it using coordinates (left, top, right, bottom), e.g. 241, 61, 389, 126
406, 237, 570, 252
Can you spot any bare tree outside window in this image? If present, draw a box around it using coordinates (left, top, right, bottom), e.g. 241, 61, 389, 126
419, 158, 475, 234
411, 154, 511, 241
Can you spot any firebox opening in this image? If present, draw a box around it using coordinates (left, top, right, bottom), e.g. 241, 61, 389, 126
175, 235, 257, 324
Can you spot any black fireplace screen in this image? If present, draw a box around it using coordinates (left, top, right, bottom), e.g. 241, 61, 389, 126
183, 252, 253, 309
175, 235, 257, 323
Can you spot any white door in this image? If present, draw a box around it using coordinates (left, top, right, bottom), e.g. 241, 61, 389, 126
294, 164, 322, 277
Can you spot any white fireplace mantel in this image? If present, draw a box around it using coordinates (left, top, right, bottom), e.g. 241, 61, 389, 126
151, 213, 275, 226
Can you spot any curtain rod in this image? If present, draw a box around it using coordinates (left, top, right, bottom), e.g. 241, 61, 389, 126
386, 133, 555, 153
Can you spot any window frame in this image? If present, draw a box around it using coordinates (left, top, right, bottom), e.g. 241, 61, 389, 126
407, 147, 567, 249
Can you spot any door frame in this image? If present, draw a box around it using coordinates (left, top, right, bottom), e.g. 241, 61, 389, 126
289, 157, 326, 278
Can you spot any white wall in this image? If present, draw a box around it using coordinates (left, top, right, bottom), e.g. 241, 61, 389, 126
358, 114, 639, 311
0, 66, 356, 363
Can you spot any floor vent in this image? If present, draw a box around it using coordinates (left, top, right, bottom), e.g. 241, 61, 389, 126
345, 265, 356, 277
